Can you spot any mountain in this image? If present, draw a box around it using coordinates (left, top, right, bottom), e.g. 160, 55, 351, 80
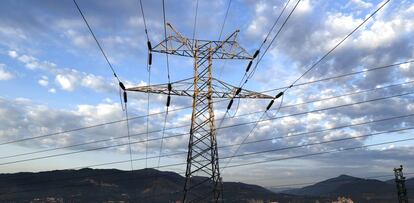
284, 174, 414, 203
0, 168, 323, 203
406, 177, 414, 188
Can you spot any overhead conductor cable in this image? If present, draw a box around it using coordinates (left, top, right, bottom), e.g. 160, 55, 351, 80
73, 0, 134, 171
223, 0, 390, 169
139, 0, 152, 169
158, 0, 172, 168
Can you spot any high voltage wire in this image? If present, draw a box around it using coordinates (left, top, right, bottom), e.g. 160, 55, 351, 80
216, 0, 233, 80
223, 113, 414, 149
1, 81, 412, 161
161, 0, 171, 84
3, 55, 396, 146
70, 113, 414, 170
138, 0, 153, 169
1, 78, 411, 159
20, 0, 407, 199
157, 105, 169, 167
223, 0, 391, 169
146, 71, 152, 169
244, 0, 298, 84
4, 1, 404, 199
224, 136, 414, 169
1, 91, 413, 166
5, 125, 414, 180
138, 0, 149, 41
5, 109, 412, 164
0, 65, 410, 157
221, 126, 414, 161
191, 0, 199, 47
219, 0, 298, 143
2, 129, 414, 195
124, 103, 134, 171
0, 98, 232, 146
72, 0, 121, 82
218, 0, 232, 41
217, 0, 294, 134
290, 0, 391, 87
224, 83, 408, 168
263, 172, 414, 189
158, 0, 172, 169
260, 60, 414, 94
242, 0, 293, 86
73, 0, 134, 171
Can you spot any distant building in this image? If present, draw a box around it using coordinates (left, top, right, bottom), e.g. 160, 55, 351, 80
30, 197, 64, 203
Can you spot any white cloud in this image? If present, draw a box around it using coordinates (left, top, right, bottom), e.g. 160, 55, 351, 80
48, 88, 56, 93
38, 76, 49, 86
7, 50, 18, 58
80, 73, 108, 91
0, 64, 14, 80
349, 0, 373, 9
55, 74, 75, 91
8, 50, 115, 93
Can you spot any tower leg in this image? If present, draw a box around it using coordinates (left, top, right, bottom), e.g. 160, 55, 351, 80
183, 47, 222, 202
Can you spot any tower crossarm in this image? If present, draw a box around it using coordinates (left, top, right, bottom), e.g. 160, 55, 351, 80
126, 77, 273, 99
151, 23, 253, 60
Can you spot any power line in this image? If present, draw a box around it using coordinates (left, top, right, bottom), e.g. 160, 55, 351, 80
4, 112, 412, 174
218, 0, 295, 137
70, 114, 414, 171
1, 91, 412, 166
191, 0, 199, 47
223, 113, 414, 149
218, 0, 232, 41
264, 173, 414, 189
4, 57, 407, 147
224, 80, 408, 168
161, 0, 171, 83
0, 100, 209, 146
157, 0, 173, 169
157, 109, 169, 167
138, 0, 149, 41
261, 60, 414, 94
216, 0, 233, 80
146, 67, 151, 169
224, 0, 391, 169
244, 0, 297, 83
290, 0, 390, 87
138, 0, 153, 168
221, 126, 414, 161
2, 79, 411, 157
72, 0, 120, 82
124, 102, 134, 171
1, 81, 412, 160
3, 128, 414, 194
224, 136, 414, 169
242, 0, 294, 87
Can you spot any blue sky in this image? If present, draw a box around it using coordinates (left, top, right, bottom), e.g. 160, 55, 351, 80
0, 0, 414, 188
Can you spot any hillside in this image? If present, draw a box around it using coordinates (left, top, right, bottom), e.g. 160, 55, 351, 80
283, 174, 414, 203
0, 168, 323, 203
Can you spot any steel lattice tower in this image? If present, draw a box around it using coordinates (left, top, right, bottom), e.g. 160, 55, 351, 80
127, 23, 272, 202
394, 165, 409, 203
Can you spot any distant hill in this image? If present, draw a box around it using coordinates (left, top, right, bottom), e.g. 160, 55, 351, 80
0, 168, 323, 203
283, 174, 414, 203
406, 177, 414, 188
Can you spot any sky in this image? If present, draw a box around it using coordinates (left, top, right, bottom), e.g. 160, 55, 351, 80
0, 0, 414, 188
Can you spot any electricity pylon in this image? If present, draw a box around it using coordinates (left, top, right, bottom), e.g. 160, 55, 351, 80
127, 23, 272, 202
394, 165, 409, 203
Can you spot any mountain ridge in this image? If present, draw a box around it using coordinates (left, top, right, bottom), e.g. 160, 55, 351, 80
281, 174, 414, 203
0, 168, 323, 203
